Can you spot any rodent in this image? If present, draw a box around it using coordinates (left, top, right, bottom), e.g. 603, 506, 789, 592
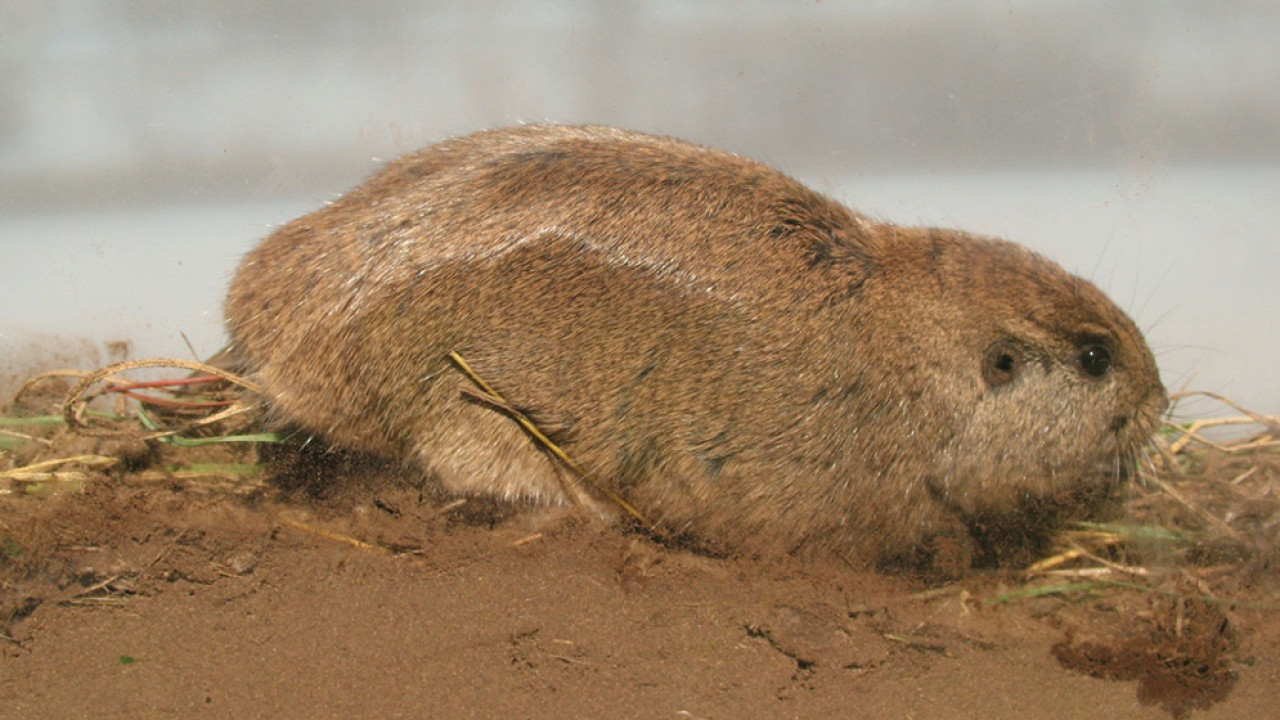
225, 124, 1167, 565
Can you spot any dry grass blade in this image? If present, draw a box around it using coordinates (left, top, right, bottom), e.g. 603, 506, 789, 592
1061, 539, 1150, 579
427, 498, 469, 518
0, 455, 119, 480
71, 575, 122, 599
1028, 529, 1124, 573
62, 357, 260, 439
3, 471, 90, 483
0, 428, 53, 447
1149, 474, 1246, 541
1166, 417, 1274, 455
447, 350, 655, 530
511, 533, 545, 547
1165, 391, 1279, 455
1173, 390, 1280, 435
984, 580, 1148, 605
10, 369, 102, 408
278, 517, 390, 555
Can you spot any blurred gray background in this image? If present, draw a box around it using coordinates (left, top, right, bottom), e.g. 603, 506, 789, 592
1, 0, 1277, 419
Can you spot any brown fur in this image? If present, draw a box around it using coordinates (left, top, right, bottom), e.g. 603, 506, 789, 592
225, 125, 1166, 563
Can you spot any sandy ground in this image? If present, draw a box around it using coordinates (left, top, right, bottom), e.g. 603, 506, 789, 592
2, 384, 1277, 719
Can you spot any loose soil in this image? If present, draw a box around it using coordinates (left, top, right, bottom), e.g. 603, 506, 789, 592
2, 384, 1277, 719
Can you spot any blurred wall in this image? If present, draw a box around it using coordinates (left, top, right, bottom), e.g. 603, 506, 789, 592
4, 1, 1277, 209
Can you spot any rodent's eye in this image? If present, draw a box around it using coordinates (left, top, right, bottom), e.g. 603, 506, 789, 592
982, 341, 1021, 389
1079, 344, 1112, 378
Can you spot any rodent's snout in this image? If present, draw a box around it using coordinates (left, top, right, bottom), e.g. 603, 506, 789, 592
1142, 385, 1171, 431
1114, 381, 1168, 449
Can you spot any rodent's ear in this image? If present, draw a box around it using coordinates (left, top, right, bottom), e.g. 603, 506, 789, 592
982, 340, 1023, 390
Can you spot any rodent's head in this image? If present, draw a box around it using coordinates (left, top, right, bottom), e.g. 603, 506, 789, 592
845, 229, 1167, 519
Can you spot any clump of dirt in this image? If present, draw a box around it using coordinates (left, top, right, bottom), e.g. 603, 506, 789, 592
1053, 592, 1239, 719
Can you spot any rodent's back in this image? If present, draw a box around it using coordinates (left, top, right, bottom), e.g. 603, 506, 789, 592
231, 125, 870, 316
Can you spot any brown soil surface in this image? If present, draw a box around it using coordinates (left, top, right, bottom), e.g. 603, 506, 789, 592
2, 387, 1278, 719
